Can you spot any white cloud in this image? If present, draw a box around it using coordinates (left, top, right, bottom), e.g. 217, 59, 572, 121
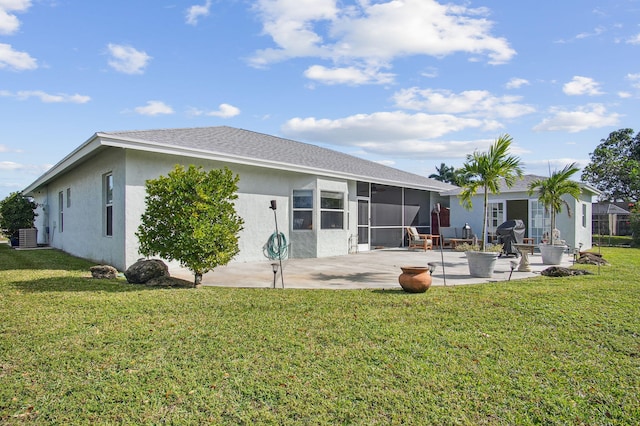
0, 161, 50, 174
533, 104, 620, 133
0, 161, 22, 170
1, 90, 90, 103
393, 88, 535, 119
303, 64, 394, 85
107, 44, 152, 74
618, 91, 632, 98
505, 77, 530, 89
282, 111, 499, 154
575, 26, 605, 40
0, 42, 37, 70
186, 0, 211, 25
189, 103, 241, 118
524, 158, 590, 176
134, 100, 174, 116
250, 0, 515, 85
0, 0, 30, 35
563, 76, 604, 96
627, 73, 640, 89
626, 33, 640, 44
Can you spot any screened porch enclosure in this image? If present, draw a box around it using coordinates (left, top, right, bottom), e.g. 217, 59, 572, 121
357, 182, 432, 249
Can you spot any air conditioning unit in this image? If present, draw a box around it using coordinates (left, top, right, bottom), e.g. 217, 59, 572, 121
19, 228, 38, 249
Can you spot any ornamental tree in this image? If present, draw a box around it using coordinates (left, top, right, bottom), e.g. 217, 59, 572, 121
527, 163, 582, 246
581, 128, 640, 202
0, 192, 37, 241
136, 165, 244, 287
459, 134, 524, 251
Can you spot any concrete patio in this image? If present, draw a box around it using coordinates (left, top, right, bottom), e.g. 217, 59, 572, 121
172, 248, 575, 290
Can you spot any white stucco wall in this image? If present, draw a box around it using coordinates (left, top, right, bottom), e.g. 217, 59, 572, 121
29, 148, 127, 269
27, 144, 414, 271
122, 150, 353, 270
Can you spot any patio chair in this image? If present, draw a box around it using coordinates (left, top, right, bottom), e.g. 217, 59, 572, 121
406, 227, 433, 251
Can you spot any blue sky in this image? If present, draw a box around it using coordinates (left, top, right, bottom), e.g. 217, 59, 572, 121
2, 0, 639, 199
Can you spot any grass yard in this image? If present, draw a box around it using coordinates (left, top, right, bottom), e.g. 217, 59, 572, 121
1, 245, 639, 424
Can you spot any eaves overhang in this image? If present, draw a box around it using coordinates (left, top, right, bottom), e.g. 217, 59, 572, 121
24, 133, 453, 195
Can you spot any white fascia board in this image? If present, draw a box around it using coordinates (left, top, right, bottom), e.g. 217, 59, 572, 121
22, 134, 103, 195
99, 135, 448, 193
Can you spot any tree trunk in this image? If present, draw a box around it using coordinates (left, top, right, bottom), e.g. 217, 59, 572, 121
482, 185, 489, 251
550, 208, 556, 245
194, 272, 202, 288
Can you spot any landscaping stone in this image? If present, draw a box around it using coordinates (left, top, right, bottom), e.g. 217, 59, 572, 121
124, 259, 169, 284
541, 266, 593, 277
577, 252, 609, 266
90, 265, 118, 279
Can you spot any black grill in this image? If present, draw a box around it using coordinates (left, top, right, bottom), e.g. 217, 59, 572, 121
496, 219, 526, 257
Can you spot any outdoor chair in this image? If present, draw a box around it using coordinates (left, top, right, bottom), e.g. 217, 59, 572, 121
406, 227, 433, 251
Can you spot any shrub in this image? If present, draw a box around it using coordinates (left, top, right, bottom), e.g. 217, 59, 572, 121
0, 192, 37, 241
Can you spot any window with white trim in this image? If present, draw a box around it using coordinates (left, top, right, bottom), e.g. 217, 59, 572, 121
293, 190, 313, 230
66, 188, 71, 208
486, 201, 504, 234
58, 191, 64, 233
582, 203, 587, 228
104, 173, 113, 237
320, 191, 344, 229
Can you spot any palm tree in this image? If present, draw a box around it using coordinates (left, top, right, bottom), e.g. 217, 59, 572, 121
429, 163, 455, 183
527, 163, 582, 246
459, 134, 524, 251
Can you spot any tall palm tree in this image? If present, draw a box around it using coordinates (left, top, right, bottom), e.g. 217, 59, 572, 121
459, 134, 524, 251
429, 163, 455, 183
527, 163, 582, 245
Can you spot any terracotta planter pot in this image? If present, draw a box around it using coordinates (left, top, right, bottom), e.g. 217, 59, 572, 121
398, 266, 432, 293
465, 251, 499, 278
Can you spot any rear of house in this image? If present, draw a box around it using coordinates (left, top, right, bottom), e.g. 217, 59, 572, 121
23, 126, 454, 271
442, 175, 599, 252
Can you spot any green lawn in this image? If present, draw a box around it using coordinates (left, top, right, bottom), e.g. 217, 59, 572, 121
1, 245, 639, 424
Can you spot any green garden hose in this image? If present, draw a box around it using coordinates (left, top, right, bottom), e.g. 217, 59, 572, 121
265, 231, 288, 260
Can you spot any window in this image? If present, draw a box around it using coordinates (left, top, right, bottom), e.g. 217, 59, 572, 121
58, 191, 64, 233
582, 203, 587, 228
293, 190, 313, 230
104, 173, 113, 237
486, 202, 504, 233
66, 188, 71, 208
320, 191, 344, 229
529, 199, 549, 244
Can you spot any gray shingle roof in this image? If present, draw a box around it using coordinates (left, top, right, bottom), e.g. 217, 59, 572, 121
442, 174, 595, 196
592, 203, 629, 215
100, 126, 455, 191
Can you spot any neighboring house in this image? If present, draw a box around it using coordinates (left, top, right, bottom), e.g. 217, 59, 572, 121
441, 175, 600, 251
23, 126, 454, 271
592, 202, 631, 236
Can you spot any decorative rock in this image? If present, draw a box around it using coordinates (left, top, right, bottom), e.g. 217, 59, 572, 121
577, 252, 609, 266
90, 265, 118, 279
541, 266, 593, 277
124, 259, 169, 284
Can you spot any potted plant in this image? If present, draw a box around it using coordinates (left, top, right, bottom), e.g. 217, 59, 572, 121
0, 192, 38, 247
454, 242, 504, 278
527, 163, 582, 265
458, 134, 524, 278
